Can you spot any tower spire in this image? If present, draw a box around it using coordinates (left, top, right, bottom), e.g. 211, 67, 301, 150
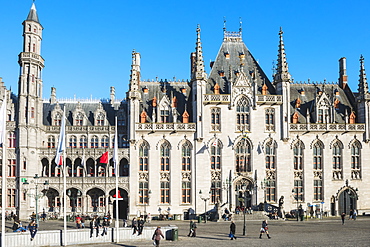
274, 27, 291, 84
27, 2, 40, 23
358, 55, 369, 94
194, 24, 205, 79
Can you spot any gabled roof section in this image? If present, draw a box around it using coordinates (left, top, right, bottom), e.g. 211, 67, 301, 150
26, 3, 40, 23
207, 29, 275, 95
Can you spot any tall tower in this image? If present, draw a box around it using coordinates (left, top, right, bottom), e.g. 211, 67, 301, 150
190, 25, 206, 140
274, 27, 291, 140
17, 2, 45, 218
128, 50, 141, 142
356, 55, 370, 141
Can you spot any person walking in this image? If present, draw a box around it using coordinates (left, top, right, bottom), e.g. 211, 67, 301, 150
28, 220, 38, 241
259, 220, 271, 239
132, 217, 138, 235
187, 220, 194, 237
341, 212, 346, 225
90, 217, 99, 237
229, 221, 237, 240
353, 210, 357, 220
348, 209, 353, 220
152, 226, 164, 247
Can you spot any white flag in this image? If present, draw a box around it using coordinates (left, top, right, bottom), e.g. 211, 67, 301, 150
0, 99, 6, 145
55, 110, 66, 166
113, 117, 119, 171
81, 149, 85, 167
212, 139, 218, 147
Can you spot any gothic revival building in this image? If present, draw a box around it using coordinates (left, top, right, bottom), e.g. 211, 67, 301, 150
1, 3, 369, 220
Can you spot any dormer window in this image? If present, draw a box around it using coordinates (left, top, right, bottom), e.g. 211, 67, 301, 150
225, 52, 230, 59
96, 113, 105, 126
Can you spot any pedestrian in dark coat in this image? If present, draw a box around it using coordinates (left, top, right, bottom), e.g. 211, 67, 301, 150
259, 220, 271, 239
229, 221, 237, 240
152, 226, 164, 247
341, 212, 346, 225
28, 220, 38, 241
101, 218, 109, 236
90, 217, 99, 237
137, 217, 144, 235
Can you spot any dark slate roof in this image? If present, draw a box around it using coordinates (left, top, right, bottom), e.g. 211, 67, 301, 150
26, 3, 40, 23
42, 101, 127, 126
207, 37, 275, 95
289, 83, 354, 124
139, 80, 192, 122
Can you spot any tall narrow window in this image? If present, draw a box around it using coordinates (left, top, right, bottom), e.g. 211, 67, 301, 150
313, 143, 323, 170
266, 180, 276, 202
211, 141, 221, 170
235, 139, 251, 172
139, 182, 149, 204
182, 181, 191, 204
7, 189, 16, 207
139, 142, 149, 172
160, 182, 170, 204
8, 159, 16, 177
236, 97, 250, 132
211, 108, 221, 131
210, 180, 222, 204
332, 142, 341, 170
160, 142, 170, 171
265, 108, 275, 131
351, 141, 361, 179
293, 180, 304, 202
31, 107, 35, 118
313, 180, 322, 201
160, 109, 170, 123
293, 142, 304, 170
182, 142, 191, 171
265, 141, 276, 169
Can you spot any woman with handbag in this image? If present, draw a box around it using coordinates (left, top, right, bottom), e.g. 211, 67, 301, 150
229, 221, 237, 240
259, 220, 271, 239
152, 226, 164, 246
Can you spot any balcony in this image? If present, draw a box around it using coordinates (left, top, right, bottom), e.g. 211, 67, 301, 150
289, 123, 365, 132
256, 95, 283, 105
135, 122, 196, 132
203, 94, 230, 104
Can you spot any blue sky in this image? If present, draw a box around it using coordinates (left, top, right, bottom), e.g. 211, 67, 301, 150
0, 0, 369, 100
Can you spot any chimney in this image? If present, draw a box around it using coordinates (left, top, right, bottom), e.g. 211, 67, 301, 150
339, 57, 348, 89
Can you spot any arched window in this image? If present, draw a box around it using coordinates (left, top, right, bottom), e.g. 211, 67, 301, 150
235, 139, 251, 172
139, 182, 149, 204
332, 142, 342, 170
211, 140, 221, 170
69, 136, 77, 148
48, 136, 55, 149
211, 108, 221, 131
313, 142, 323, 170
139, 142, 149, 171
182, 181, 191, 204
80, 135, 87, 148
160, 142, 170, 171
91, 136, 98, 148
265, 141, 276, 169
265, 108, 275, 131
236, 97, 250, 131
293, 142, 304, 170
101, 136, 109, 148
181, 142, 191, 171
351, 141, 361, 179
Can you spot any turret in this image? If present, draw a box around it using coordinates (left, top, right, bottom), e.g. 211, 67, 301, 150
358, 55, 368, 95
338, 57, 348, 89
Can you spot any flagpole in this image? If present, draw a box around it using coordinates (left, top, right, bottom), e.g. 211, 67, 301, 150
1, 97, 7, 247
114, 116, 119, 243
61, 107, 67, 246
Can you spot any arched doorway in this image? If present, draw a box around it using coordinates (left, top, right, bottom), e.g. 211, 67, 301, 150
109, 189, 129, 219
234, 178, 254, 209
338, 188, 357, 215
87, 188, 105, 213
45, 188, 60, 212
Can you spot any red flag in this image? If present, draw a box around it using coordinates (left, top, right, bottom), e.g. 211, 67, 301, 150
100, 151, 108, 164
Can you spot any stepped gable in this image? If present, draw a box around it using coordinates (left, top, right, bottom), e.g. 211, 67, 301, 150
207, 30, 275, 95
289, 83, 354, 124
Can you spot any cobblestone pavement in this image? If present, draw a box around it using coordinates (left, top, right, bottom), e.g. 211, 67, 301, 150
2, 217, 370, 246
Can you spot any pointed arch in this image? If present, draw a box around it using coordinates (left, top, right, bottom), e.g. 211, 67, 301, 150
160, 140, 171, 171
235, 95, 251, 132
350, 138, 361, 179
235, 137, 252, 172
264, 138, 277, 170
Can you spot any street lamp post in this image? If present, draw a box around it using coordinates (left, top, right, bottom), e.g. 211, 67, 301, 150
223, 178, 232, 210
23, 174, 49, 226
199, 190, 211, 223
239, 185, 252, 236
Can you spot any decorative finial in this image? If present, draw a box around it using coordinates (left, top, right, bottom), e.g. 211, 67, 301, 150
223, 17, 226, 32
239, 17, 242, 32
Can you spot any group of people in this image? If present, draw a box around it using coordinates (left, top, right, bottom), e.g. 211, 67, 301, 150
89, 215, 111, 237
341, 209, 358, 225
131, 217, 145, 235
12, 219, 38, 241
228, 220, 271, 240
